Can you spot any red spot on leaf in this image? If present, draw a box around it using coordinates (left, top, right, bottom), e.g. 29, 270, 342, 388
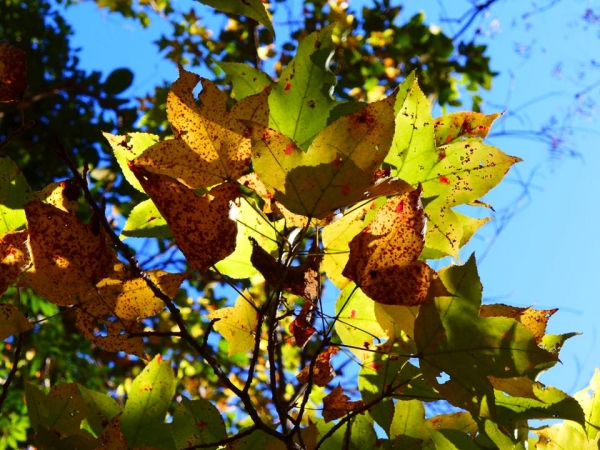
438, 151, 446, 160
342, 184, 351, 196
439, 176, 450, 184
333, 155, 343, 171
284, 83, 292, 91
285, 144, 295, 155
369, 363, 383, 370
350, 310, 357, 319
445, 135, 454, 143
157, 354, 163, 364
395, 201, 404, 214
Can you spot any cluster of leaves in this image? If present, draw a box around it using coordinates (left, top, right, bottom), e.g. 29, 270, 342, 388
1, 2, 596, 450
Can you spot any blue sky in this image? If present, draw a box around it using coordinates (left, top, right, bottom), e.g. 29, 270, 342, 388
55, 0, 600, 394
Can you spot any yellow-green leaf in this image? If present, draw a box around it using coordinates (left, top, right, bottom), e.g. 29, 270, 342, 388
0, 303, 32, 340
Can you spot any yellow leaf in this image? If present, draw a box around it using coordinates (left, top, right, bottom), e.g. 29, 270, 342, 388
206, 292, 258, 356
133, 67, 252, 189
129, 166, 239, 272
35, 180, 80, 213
0, 303, 32, 340
0, 230, 30, 295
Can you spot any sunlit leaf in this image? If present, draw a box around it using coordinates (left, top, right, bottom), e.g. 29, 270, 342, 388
249, 90, 401, 218
297, 347, 338, 387
120, 355, 176, 449
532, 422, 599, 449
121, 198, 171, 239
206, 292, 258, 356
78, 385, 121, 437
433, 111, 501, 146
389, 400, 428, 440
217, 61, 272, 100
0, 303, 32, 340
0, 230, 30, 295
342, 186, 434, 306
480, 303, 557, 344
35, 179, 80, 213
268, 26, 337, 150
575, 369, 600, 440
196, 0, 275, 36
130, 165, 239, 271
0, 154, 30, 233
134, 68, 251, 189
171, 397, 227, 449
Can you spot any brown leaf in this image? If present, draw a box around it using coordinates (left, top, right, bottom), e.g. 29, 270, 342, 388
322, 385, 364, 422
297, 347, 338, 387
130, 165, 239, 271
342, 186, 434, 306
250, 238, 320, 300
289, 301, 317, 349
480, 304, 557, 344
0, 230, 30, 295
0, 43, 27, 102
24, 200, 117, 305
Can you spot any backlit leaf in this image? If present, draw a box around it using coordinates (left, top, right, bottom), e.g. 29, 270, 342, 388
389, 400, 428, 440
120, 355, 176, 448
196, 0, 274, 37
0, 154, 30, 233
532, 422, 598, 449
24, 200, 117, 305
218, 61, 272, 100
130, 165, 239, 271
78, 385, 121, 437
134, 68, 251, 189
171, 397, 227, 449
0, 303, 32, 340
35, 179, 80, 213
206, 292, 258, 356
433, 111, 501, 146
575, 369, 600, 440
297, 347, 338, 387
342, 186, 434, 306
480, 304, 557, 344
248, 91, 401, 218
0, 230, 30, 295
121, 198, 171, 239
289, 301, 317, 349
322, 385, 364, 422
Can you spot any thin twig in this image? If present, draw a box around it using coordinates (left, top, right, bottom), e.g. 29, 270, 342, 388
0, 334, 23, 409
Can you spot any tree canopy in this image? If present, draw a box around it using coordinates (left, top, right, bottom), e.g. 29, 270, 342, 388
1, 1, 597, 449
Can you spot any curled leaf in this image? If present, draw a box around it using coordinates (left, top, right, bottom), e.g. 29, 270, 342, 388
289, 301, 317, 349
322, 385, 364, 422
297, 346, 338, 387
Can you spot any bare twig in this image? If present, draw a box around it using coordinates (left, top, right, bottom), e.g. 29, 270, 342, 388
0, 334, 23, 410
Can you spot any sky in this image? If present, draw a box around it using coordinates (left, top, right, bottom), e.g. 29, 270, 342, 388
53, 0, 600, 395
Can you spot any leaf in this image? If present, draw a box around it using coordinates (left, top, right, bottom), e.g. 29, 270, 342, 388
35, 179, 80, 213
133, 67, 252, 189
575, 369, 600, 440
313, 414, 377, 450
0, 303, 32, 340
24, 200, 117, 305
214, 196, 279, 279
103, 68, 134, 95
217, 61, 272, 100
120, 355, 176, 449
196, 0, 275, 37
532, 422, 599, 449
104, 132, 159, 193
121, 198, 171, 239
97, 416, 129, 449
433, 111, 501, 146
78, 385, 122, 437
0, 154, 30, 233
0, 230, 30, 295
480, 304, 557, 344
289, 301, 317, 349
322, 200, 375, 289
224, 428, 286, 450
342, 186, 435, 306
206, 292, 258, 356
171, 397, 227, 449
390, 400, 428, 440
297, 347, 338, 387
0, 42, 27, 102
322, 385, 364, 422
248, 90, 403, 218
414, 255, 557, 419
130, 166, 239, 271
250, 238, 320, 300
268, 26, 337, 150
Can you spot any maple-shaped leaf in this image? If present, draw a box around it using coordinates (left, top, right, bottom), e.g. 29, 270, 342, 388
121, 198, 171, 239
206, 292, 259, 356
24, 200, 117, 305
0, 43, 27, 102
217, 61, 273, 100
197, 0, 275, 36
342, 186, 434, 306
0, 303, 32, 340
433, 111, 501, 146
130, 165, 239, 272
250, 238, 320, 300
133, 67, 257, 189
322, 385, 364, 422
171, 397, 227, 449
575, 369, 600, 440
0, 230, 30, 295
480, 304, 557, 344
247, 90, 401, 219
77, 385, 121, 437
35, 179, 81, 213
297, 346, 338, 387
532, 422, 599, 450
0, 155, 31, 234
289, 301, 317, 349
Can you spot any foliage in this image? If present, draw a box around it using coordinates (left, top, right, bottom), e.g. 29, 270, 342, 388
0, 1, 593, 450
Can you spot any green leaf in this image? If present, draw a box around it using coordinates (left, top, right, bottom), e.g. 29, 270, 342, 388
248, 91, 400, 218
225, 428, 286, 449
121, 198, 171, 239
0, 154, 30, 234
77, 385, 121, 437
390, 400, 428, 440
575, 369, 600, 440
532, 422, 599, 449
0, 303, 32, 340
120, 354, 176, 449
104, 132, 159, 193
314, 414, 377, 450
171, 397, 227, 449
433, 111, 501, 147
103, 68, 134, 95
428, 428, 481, 449
414, 255, 556, 419
268, 26, 338, 150
217, 61, 272, 100
196, 0, 275, 36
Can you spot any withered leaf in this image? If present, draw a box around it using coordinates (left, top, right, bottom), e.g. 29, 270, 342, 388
130, 165, 239, 272
24, 200, 117, 305
0, 230, 30, 295
342, 186, 434, 306
289, 301, 317, 349
250, 238, 320, 300
297, 346, 338, 387
322, 385, 364, 422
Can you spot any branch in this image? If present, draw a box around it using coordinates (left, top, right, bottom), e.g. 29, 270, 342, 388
451, 0, 500, 41
0, 334, 23, 409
